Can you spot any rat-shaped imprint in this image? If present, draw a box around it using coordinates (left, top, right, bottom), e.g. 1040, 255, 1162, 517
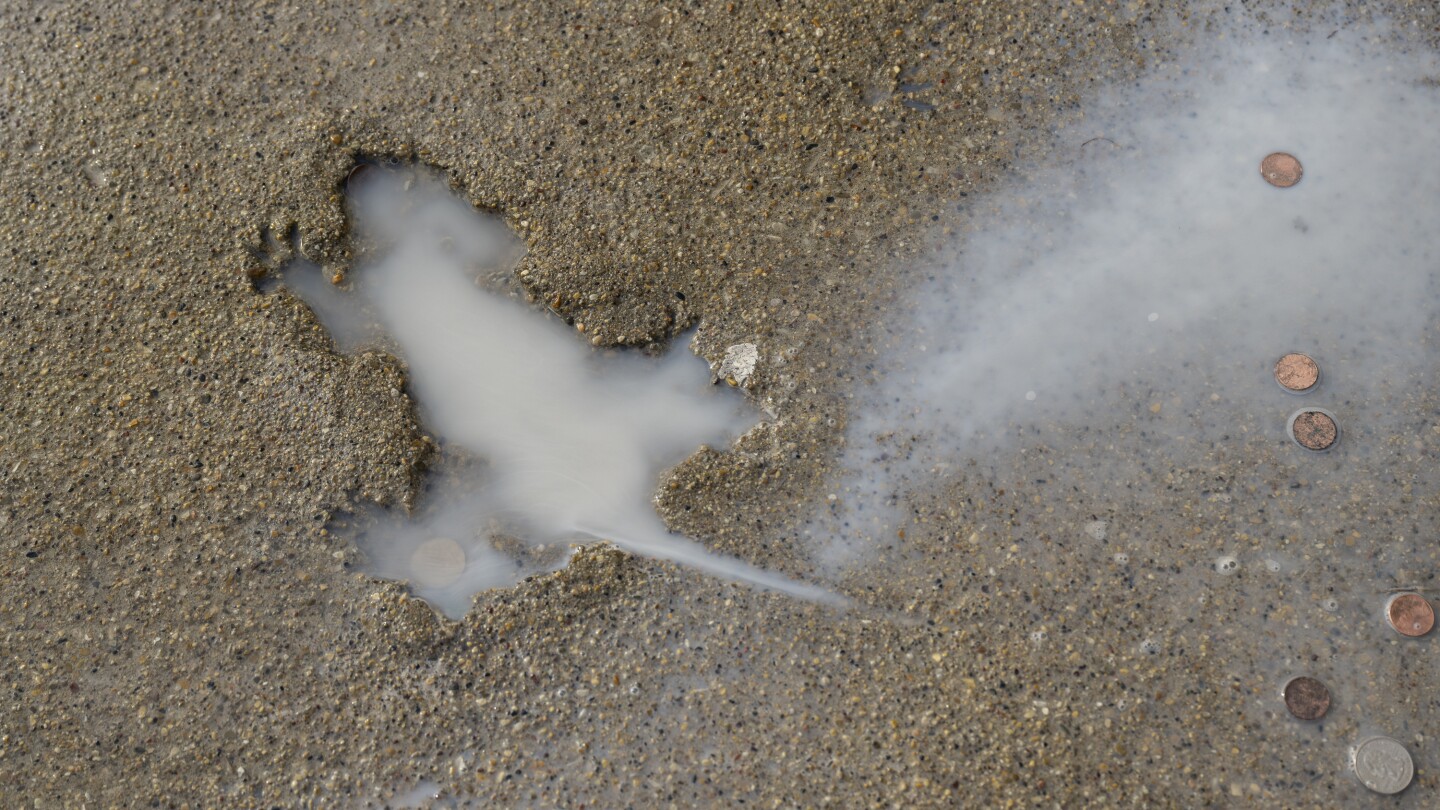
269, 165, 838, 616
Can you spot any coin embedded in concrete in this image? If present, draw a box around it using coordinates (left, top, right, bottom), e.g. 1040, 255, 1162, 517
1287, 408, 1338, 451
1385, 593, 1435, 637
410, 537, 467, 588
1274, 352, 1320, 393
345, 162, 377, 192
1352, 736, 1414, 795
1261, 152, 1304, 188
1282, 676, 1331, 720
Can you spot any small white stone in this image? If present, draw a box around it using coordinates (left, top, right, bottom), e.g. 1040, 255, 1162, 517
718, 343, 759, 386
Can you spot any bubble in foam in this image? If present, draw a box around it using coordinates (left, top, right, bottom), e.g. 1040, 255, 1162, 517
1214, 556, 1239, 575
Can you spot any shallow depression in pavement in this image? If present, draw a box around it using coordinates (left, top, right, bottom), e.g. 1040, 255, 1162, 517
271, 165, 837, 617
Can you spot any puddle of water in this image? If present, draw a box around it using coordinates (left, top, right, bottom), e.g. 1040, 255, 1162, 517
273, 166, 838, 616
389, 779, 442, 808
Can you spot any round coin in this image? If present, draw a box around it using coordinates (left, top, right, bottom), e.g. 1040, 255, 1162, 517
410, 537, 467, 589
1288, 409, 1338, 451
1352, 736, 1413, 795
1385, 593, 1435, 638
1274, 352, 1320, 393
1261, 152, 1304, 188
1282, 676, 1331, 720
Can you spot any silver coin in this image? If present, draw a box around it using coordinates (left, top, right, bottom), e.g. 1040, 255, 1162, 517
1352, 736, 1413, 795
410, 537, 467, 589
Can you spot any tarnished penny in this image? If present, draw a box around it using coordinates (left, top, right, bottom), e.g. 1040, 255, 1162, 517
1282, 676, 1331, 720
1385, 593, 1435, 637
1352, 736, 1414, 795
410, 537, 467, 589
1274, 352, 1320, 393
1288, 409, 1338, 451
1261, 152, 1304, 188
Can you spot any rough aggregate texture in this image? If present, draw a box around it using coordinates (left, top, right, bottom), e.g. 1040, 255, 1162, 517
3, 1, 1439, 807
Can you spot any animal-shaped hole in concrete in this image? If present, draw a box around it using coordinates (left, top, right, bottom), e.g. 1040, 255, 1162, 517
268, 164, 835, 616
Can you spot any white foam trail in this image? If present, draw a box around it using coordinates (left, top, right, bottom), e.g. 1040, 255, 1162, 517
283, 167, 841, 615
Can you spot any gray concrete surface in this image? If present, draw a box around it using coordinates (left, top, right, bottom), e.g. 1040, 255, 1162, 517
2, 1, 1437, 807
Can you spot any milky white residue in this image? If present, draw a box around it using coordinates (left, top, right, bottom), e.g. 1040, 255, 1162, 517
282, 167, 837, 616
814, 20, 1440, 568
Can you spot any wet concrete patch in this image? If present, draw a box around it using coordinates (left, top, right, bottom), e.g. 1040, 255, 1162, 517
806, 14, 1440, 800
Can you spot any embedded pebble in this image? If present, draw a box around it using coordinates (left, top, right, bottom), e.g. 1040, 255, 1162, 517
718, 343, 759, 387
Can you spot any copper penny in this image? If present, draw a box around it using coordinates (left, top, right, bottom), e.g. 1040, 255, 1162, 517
1386, 593, 1435, 637
1283, 676, 1331, 720
1261, 152, 1304, 188
1288, 409, 1338, 451
1274, 352, 1320, 393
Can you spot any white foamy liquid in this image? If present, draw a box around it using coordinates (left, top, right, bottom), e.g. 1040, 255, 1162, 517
283, 167, 838, 616
816, 19, 1440, 568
